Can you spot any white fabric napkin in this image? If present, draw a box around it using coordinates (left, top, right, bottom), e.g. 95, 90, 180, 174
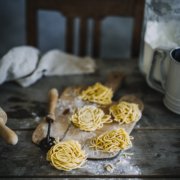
0, 46, 96, 87
0, 46, 40, 85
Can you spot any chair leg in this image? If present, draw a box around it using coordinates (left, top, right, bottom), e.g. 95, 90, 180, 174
26, 0, 38, 47
79, 18, 88, 57
65, 17, 74, 54
132, 0, 145, 57
92, 19, 101, 58
132, 19, 140, 57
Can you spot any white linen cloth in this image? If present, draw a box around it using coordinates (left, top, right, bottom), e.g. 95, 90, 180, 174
0, 46, 96, 87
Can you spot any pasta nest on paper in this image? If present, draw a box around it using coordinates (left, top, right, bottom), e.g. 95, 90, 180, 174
109, 101, 141, 124
80, 82, 113, 105
90, 128, 132, 153
46, 140, 87, 171
71, 105, 112, 131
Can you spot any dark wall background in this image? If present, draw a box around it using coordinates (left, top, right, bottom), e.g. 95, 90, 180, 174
0, 0, 133, 58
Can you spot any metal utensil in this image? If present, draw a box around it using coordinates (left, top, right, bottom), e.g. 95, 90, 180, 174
39, 88, 59, 152
0, 107, 18, 145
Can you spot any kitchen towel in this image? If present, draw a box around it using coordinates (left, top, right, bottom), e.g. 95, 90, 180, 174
0, 46, 96, 87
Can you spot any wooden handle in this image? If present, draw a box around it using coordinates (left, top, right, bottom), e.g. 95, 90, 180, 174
0, 118, 18, 145
47, 88, 59, 121
105, 72, 125, 92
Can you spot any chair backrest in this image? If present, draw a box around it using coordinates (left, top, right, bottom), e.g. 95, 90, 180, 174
26, 0, 145, 57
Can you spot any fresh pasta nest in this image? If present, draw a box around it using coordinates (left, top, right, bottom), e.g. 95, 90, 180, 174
47, 140, 87, 171
80, 82, 113, 105
71, 105, 112, 131
90, 128, 132, 153
110, 101, 141, 124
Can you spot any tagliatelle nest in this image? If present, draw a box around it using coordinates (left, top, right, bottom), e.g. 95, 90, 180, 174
90, 128, 132, 153
80, 82, 113, 105
109, 101, 141, 124
46, 140, 87, 171
71, 105, 112, 131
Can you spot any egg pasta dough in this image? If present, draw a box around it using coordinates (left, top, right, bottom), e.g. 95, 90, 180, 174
71, 105, 112, 131
110, 101, 141, 124
80, 82, 113, 105
90, 128, 132, 153
47, 140, 87, 171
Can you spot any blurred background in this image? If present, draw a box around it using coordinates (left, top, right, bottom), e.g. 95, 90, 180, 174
0, 0, 134, 58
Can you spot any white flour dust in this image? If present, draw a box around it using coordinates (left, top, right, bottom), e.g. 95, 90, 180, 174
67, 152, 141, 175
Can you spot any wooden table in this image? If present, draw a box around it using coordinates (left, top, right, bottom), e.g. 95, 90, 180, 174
0, 59, 179, 178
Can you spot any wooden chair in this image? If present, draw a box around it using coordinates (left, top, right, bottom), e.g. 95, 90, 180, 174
26, 0, 145, 57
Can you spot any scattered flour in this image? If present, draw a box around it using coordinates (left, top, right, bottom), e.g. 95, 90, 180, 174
66, 152, 142, 175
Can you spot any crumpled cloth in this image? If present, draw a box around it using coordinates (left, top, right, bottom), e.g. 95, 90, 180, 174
0, 46, 96, 87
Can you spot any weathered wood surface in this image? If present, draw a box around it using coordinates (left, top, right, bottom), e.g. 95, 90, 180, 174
1, 68, 179, 130
0, 59, 180, 177
0, 130, 179, 177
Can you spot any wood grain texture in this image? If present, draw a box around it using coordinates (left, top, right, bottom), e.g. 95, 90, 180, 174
0, 60, 179, 177
0, 130, 179, 177
2, 62, 179, 130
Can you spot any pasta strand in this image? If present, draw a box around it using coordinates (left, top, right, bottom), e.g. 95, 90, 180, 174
80, 82, 113, 105
71, 105, 112, 131
90, 128, 132, 153
110, 101, 141, 124
47, 140, 87, 171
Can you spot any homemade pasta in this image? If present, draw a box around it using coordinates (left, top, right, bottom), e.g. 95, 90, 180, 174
80, 82, 113, 105
71, 105, 112, 131
46, 140, 87, 171
110, 101, 141, 124
90, 128, 132, 153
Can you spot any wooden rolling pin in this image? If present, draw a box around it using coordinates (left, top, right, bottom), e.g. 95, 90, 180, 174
0, 107, 18, 145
